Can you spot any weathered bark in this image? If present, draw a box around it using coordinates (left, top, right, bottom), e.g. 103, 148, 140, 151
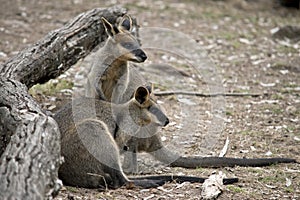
0, 6, 127, 199
0, 78, 62, 199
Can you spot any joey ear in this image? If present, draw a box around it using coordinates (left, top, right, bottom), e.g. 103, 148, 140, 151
118, 14, 133, 32
101, 17, 119, 37
145, 85, 152, 94
134, 86, 149, 104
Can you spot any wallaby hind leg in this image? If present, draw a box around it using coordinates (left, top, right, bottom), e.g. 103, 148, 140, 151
122, 151, 138, 174
122, 135, 180, 174
60, 118, 129, 188
122, 137, 138, 174
122, 146, 178, 174
61, 118, 167, 189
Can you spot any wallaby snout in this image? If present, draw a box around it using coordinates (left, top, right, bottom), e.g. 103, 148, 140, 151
149, 105, 169, 127
159, 114, 169, 127
132, 49, 147, 62
164, 118, 169, 127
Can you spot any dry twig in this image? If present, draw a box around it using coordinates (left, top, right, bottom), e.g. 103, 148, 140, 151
154, 91, 262, 97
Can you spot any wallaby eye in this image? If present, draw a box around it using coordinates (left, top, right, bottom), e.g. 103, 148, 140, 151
121, 42, 134, 49
148, 105, 158, 113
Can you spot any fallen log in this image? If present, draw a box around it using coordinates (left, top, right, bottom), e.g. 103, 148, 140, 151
0, 6, 127, 88
0, 6, 127, 199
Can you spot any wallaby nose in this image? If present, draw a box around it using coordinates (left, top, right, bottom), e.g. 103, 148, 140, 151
132, 49, 147, 62
139, 51, 147, 62
164, 118, 169, 127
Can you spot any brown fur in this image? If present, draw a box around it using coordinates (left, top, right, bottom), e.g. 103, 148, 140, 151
84, 16, 297, 175
55, 86, 231, 188
55, 86, 169, 188
86, 15, 146, 104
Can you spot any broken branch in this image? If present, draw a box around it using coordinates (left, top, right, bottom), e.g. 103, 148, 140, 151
154, 91, 262, 97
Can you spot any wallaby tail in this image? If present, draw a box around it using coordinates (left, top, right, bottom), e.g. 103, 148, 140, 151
129, 175, 238, 185
170, 157, 297, 168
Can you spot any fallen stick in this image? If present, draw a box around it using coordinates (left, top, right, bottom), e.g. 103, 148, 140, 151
154, 91, 263, 97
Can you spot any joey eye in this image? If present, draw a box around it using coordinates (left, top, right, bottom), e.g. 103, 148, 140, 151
148, 105, 158, 113
147, 104, 154, 110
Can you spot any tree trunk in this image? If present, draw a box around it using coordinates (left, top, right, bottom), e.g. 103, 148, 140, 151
0, 78, 62, 199
0, 6, 127, 199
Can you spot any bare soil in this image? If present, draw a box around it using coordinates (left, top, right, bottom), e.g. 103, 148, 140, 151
1, 0, 299, 199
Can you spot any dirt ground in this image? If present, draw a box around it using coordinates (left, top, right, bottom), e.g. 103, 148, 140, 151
1, 0, 300, 199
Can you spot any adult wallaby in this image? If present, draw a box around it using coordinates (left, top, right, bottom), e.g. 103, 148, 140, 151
85, 15, 297, 174
55, 86, 238, 189
86, 15, 146, 104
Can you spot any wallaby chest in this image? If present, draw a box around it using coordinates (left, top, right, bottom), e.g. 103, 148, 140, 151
100, 61, 129, 101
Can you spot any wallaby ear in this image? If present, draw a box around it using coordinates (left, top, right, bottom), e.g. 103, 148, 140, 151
145, 83, 153, 94
134, 86, 150, 105
118, 14, 133, 32
101, 17, 119, 37
151, 83, 154, 94
145, 85, 152, 94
